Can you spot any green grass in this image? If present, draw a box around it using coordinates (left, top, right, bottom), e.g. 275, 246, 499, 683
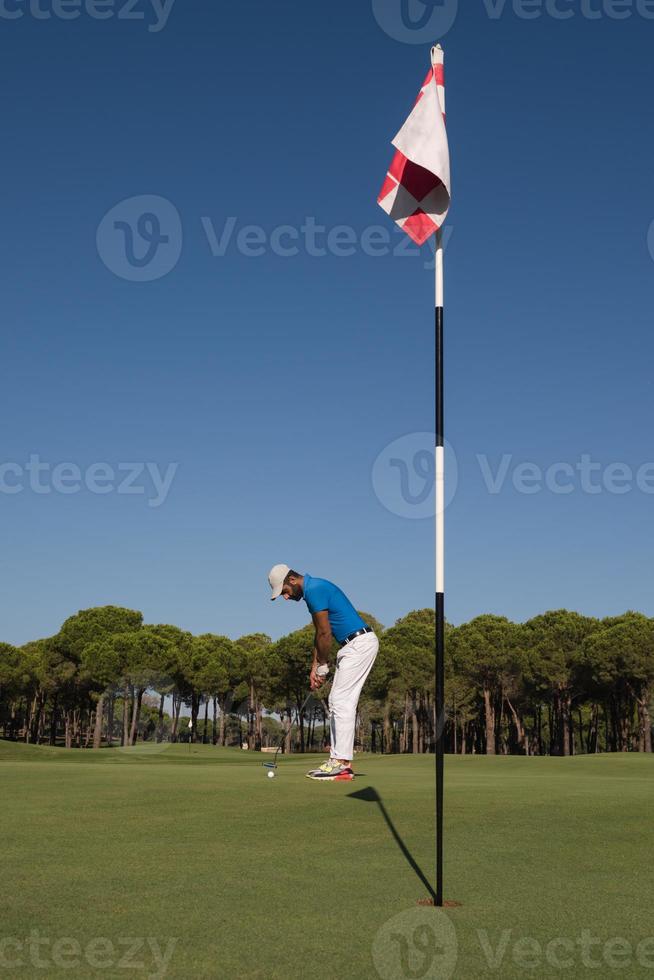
2, 741, 653, 978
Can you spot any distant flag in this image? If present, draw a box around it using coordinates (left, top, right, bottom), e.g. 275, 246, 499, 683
377, 46, 451, 245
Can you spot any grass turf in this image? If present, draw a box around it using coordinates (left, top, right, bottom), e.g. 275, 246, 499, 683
2, 741, 653, 978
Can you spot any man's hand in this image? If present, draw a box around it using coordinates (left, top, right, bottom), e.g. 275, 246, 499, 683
310, 663, 329, 691
309, 664, 324, 691
309, 612, 333, 690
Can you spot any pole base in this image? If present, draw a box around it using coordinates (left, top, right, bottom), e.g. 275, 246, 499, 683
417, 899, 462, 908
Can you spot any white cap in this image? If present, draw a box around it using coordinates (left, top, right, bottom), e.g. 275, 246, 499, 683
268, 563, 290, 600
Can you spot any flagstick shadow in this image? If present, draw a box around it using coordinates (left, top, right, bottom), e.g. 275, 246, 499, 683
347, 786, 436, 902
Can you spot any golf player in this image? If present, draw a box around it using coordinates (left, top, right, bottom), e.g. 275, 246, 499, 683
268, 564, 379, 781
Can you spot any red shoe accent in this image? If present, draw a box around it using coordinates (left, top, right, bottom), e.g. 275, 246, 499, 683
334, 771, 354, 781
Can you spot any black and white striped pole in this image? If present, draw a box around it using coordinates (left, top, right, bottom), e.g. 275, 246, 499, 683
434, 221, 445, 908
377, 39, 450, 907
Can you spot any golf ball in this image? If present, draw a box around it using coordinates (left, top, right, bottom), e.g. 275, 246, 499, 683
267, 770, 275, 779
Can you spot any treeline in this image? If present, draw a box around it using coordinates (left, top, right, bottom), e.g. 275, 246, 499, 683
0, 606, 652, 755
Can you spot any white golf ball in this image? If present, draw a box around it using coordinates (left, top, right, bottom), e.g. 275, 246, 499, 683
267, 770, 275, 779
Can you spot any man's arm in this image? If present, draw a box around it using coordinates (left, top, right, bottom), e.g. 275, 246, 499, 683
312, 610, 332, 664
310, 610, 332, 690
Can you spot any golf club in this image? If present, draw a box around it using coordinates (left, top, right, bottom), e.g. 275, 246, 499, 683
262, 691, 321, 774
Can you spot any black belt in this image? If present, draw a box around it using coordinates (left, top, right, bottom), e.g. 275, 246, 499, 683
340, 627, 373, 648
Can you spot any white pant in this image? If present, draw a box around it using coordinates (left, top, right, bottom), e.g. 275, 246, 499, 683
329, 631, 379, 762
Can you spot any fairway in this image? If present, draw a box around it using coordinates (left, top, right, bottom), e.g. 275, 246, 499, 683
3, 743, 654, 979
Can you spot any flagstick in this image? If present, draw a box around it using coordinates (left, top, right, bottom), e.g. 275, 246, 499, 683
378, 40, 449, 906
435, 226, 445, 907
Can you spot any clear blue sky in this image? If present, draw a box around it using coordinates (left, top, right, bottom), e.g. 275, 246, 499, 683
2, 0, 654, 646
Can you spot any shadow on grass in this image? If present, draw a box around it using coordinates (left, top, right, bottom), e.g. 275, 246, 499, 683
348, 786, 436, 902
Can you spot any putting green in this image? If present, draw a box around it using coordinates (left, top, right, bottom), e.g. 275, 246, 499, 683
2, 742, 653, 978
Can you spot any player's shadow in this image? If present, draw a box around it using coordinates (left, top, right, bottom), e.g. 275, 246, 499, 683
347, 786, 436, 902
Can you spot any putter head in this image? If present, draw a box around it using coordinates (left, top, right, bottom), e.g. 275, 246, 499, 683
262, 762, 277, 770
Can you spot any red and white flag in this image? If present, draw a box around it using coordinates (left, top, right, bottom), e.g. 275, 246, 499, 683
378, 46, 451, 246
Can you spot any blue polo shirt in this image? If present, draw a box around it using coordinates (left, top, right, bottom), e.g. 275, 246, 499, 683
303, 573, 367, 643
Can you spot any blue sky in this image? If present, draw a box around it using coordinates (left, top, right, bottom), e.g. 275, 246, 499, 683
2, 0, 654, 646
